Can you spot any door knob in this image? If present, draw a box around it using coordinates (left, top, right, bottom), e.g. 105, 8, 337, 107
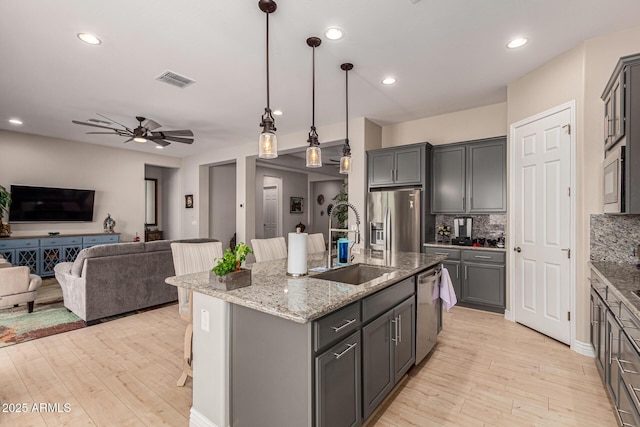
514, 247, 521, 253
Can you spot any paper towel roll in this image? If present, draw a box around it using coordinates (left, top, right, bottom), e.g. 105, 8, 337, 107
287, 232, 308, 276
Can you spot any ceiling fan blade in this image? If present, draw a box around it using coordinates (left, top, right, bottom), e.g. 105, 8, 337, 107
86, 131, 119, 134
152, 129, 194, 137
153, 139, 171, 147
143, 119, 162, 131
123, 138, 133, 143
150, 134, 193, 144
96, 113, 133, 132
72, 120, 123, 131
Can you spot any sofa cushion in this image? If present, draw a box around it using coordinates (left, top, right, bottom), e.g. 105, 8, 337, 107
71, 242, 145, 276
144, 240, 172, 252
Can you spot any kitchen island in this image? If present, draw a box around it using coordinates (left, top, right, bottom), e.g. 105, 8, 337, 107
166, 251, 445, 427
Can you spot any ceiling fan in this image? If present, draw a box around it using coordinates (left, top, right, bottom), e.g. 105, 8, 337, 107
72, 114, 194, 147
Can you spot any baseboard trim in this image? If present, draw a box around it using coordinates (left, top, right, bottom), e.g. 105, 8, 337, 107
504, 309, 514, 322
190, 408, 218, 427
572, 339, 594, 357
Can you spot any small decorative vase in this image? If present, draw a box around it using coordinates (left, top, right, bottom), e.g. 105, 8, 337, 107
0, 222, 11, 237
210, 268, 252, 291
103, 213, 116, 234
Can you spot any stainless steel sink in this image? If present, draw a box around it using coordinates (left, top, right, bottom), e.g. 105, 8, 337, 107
312, 264, 398, 285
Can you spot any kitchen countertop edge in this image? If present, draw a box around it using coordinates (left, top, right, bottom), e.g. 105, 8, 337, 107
590, 261, 640, 319
423, 242, 507, 252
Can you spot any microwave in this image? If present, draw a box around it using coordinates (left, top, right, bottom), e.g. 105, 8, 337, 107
603, 145, 625, 213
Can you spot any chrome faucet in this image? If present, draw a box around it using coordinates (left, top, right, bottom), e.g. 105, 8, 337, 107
328, 201, 361, 268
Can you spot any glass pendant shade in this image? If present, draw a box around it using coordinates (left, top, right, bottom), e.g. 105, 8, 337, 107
339, 154, 351, 174
306, 145, 322, 168
259, 131, 278, 159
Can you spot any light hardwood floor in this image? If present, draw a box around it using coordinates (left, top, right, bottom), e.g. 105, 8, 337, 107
0, 305, 616, 426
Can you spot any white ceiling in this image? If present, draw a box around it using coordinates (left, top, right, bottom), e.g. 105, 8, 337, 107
1, 0, 640, 158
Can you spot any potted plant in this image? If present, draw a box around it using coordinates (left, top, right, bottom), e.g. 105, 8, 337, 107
0, 186, 11, 237
210, 242, 253, 290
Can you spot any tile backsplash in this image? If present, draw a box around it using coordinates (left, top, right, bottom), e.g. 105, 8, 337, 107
591, 214, 640, 264
434, 214, 506, 241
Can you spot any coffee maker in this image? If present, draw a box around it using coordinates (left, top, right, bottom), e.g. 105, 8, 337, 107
452, 217, 473, 246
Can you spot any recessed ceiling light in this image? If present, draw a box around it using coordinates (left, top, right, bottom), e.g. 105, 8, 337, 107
325, 27, 344, 40
273, 109, 283, 116
507, 37, 528, 49
9, 118, 23, 125
77, 33, 102, 45
381, 77, 397, 85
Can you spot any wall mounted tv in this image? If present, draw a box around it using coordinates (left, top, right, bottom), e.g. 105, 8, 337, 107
9, 185, 96, 222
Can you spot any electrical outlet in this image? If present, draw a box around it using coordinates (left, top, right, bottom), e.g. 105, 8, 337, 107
201, 308, 209, 332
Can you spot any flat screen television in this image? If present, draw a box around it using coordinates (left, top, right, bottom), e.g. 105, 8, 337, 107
9, 185, 95, 222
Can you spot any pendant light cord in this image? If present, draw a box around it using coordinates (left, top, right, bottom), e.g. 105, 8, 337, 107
312, 45, 316, 128
345, 66, 349, 144
266, 13, 270, 110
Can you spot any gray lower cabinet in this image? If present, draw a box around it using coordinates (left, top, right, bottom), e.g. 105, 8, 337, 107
607, 310, 622, 406
362, 296, 415, 420
590, 285, 606, 374
463, 262, 504, 308
315, 331, 361, 427
442, 260, 461, 300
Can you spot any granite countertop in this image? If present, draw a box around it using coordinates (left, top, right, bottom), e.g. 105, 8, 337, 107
166, 251, 446, 324
590, 261, 640, 319
423, 242, 507, 253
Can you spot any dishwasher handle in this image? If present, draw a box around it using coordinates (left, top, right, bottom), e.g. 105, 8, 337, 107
418, 267, 441, 284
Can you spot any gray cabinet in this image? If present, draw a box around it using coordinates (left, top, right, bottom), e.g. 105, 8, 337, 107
607, 309, 622, 407
423, 246, 504, 313
590, 286, 606, 374
432, 146, 465, 212
432, 137, 506, 214
368, 143, 427, 189
362, 295, 415, 420
315, 331, 361, 427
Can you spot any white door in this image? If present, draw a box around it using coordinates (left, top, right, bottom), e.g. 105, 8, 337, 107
263, 186, 278, 238
512, 106, 572, 344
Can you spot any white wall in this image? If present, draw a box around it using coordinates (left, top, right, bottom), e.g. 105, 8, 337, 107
382, 103, 508, 147
0, 130, 181, 241
209, 163, 237, 249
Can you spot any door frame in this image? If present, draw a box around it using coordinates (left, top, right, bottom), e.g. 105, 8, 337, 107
262, 176, 282, 238
507, 100, 578, 351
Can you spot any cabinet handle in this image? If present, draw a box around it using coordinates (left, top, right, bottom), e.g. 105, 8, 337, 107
435, 252, 449, 256
331, 318, 356, 332
398, 314, 402, 344
618, 359, 640, 375
456, 264, 459, 279
627, 381, 640, 412
615, 407, 636, 427
391, 318, 398, 346
610, 331, 613, 365
465, 265, 468, 280
474, 255, 492, 259
333, 342, 357, 360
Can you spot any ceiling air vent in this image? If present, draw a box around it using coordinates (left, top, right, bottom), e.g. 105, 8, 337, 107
155, 70, 196, 88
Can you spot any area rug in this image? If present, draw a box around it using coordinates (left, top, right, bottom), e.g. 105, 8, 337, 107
0, 278, 85, 348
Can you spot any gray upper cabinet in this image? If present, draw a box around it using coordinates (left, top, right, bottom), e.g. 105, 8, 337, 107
432, 146, 466, 213
468, 140, 507, 212
368, 143, 427, 189
432, 137, 506, 214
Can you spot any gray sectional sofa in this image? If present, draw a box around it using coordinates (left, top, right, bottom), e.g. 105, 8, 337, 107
54, 238, 216, 324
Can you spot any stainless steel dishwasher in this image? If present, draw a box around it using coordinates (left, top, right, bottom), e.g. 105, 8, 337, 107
415, 266, 441, 364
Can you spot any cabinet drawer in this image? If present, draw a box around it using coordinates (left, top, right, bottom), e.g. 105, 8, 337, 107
462, 250, 505, 264
423, 246, 461, 260
363, 277, 415, 323
314, 302, 361, 353
40, 236, 83, 247
83, 235, 119, 245
0, 238, 39, 250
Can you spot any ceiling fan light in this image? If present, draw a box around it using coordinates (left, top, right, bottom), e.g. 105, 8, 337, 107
259, 131, 278, 159
339, 155, 351, 174
133, 137, 147, 143
155, 145, 164, 149
306, 145, 322, 168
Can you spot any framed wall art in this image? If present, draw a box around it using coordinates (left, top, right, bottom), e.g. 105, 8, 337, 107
290, 197, 303, 214
185, 194, 194, 209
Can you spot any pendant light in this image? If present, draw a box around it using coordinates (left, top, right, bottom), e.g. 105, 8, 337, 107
258, 0, 278, 159
340, 63, 353, 174
305, 37, 322, 168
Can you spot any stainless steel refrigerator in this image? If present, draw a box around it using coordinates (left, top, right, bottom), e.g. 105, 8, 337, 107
367, 188, 422, 252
